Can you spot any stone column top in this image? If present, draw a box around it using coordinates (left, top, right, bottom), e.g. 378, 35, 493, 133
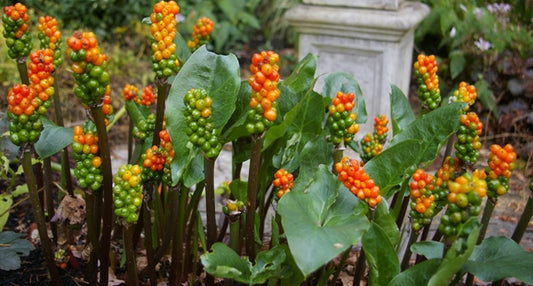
285, 1, 430, 42
303, 0, 403, 10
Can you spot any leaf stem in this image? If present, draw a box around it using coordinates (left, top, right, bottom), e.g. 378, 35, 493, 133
511, 196, 533, 243
204, 156, 218, 249
16, 57, 29, 85
153, 79, 170, 146
90, 106, 113, 286
124, 225, 139, 286
21, 149, 62, 286
246, 135, 263, 261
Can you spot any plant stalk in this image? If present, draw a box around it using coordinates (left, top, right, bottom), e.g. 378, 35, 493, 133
91, 106, 113, 286
124, 225, 139, 286
333, 143, 345, 174
246, 135, 263, 261
401, 229, 419, 270
169, 186, 188, 286
204, 156, 217, 249
478, 197, 497, 243
43, 158, 58, 244
152, 79, 170, 146
52, 79, 74, 196
16, 57, 29, 85
22, 149, 62, 286
142, 185, 157, 285
511, 196, 533, 243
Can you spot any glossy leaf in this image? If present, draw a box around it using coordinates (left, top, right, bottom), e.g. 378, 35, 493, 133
0, 193, 13, 230
0, 231, 34, 271
201, 242, 290, 284
35, 117, 73, 158
278, 165, 369, 277
322, 72, 367, 124
364, 139, 422, 198
428, 219, 480, 286
389, 259, 441, 286
390, 85, 415, 136
411, 241, 444, 260
363, 222, 400, 286
463, 236, 533, 284
373, 200, 400, 246
282, 53, 317, 95
166, 46, 240, 185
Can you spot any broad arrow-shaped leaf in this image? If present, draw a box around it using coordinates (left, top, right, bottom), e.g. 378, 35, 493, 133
389, 85, 415, 136
363, 222, 400, 286
35, 117, 73, 158
166, 46, 240, 186
278, 165, 369, 277
463, 236, 533, 284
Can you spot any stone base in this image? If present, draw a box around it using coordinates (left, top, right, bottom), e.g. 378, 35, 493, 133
286, 2, 429, 134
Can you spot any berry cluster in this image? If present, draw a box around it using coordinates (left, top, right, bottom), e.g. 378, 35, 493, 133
439, 171, 487, 236
360, 115, 389, 163
433, 156, 459, 203
67, 31, 110, 106
247, 51, 281, 133
326, 91, 359, 145
222, 199, 245, 216
187, 17, 214, 51
132, 113, 156, 141
409, 169, 436, 231
71, 123, 102, 191
141, 145, 166, 181
272, 168, 294, 199
150, 0, 180, 78
183, 88, 222, 158
335, 157, 382, 207
37, 15, 63, 67
28, 49, 55, 112
2, 3, 32, 59
486, 144, 516, 198
414, 54, 440, 110
7, 84, 43, 146
452, 82, 477, 110
113, 164, 143, 224
159, 129, 175, 184
137, 85, 155, 106
455, 112, 483, 163
373, 114, 389, 141
101, 87, 113, 124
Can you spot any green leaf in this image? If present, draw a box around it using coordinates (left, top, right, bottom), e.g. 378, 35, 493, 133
428, 219, 480, 286
201, 242, 290, 284
166, 46, 240, 185
389, 259, 442, 286
0, 231, 34, 271
264, 90, 325, 169
449, 51, 466, 79
363, 222, 400, 286
0, 193, 13, 230
363, 139, 422, 198
411, 241, 444, 260
221, 81, 253, 141
463, 236, 533, 284
322, 72, 367, 124
475, 78, 498, 119
229, 179, 248, 202
366, 102, 467, 197
373, 200, 400, 246
11, 184, 28, 197
125, 100, 151, 125
201, 242, 251, 281
174, 32, 192, 64
388, 102, 465, 165
278, 165, 370, 277
282, 53, 317, 95
34, 117, 73, 158
295, 134, 334, 186
390, 85, 415, 136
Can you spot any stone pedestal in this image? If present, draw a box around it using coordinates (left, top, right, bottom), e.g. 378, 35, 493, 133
286, 1, 429, 133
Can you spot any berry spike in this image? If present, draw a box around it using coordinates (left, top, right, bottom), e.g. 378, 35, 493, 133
334, 156, 382, 207
414, 54, 440, 111
188, 17, 214, 52
150, 0, 180, 78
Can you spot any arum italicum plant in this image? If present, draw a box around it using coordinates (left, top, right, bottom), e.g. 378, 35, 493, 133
1, 1, 533, 286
